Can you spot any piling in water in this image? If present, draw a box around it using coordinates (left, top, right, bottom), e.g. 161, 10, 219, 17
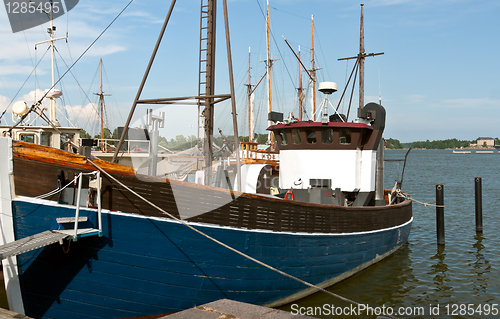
436, 184, 445, 245
475, 177, 483, 232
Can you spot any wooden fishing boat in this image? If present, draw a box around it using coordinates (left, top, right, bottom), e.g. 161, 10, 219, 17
0, 138, 412, 318
0, 2, 412, 318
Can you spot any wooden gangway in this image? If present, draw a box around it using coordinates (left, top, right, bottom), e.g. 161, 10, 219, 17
0, 231, 69, 260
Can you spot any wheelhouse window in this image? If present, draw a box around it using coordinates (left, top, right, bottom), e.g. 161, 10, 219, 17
278, 130, 288, 145
322, 128, 333, 144
41, 132, 51, 146
305, 128, 317, 144
339, 128, 351, 145
19, 133, 37, 144
291, 129, 301, 145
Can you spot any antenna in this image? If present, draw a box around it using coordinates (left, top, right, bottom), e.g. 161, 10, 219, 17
316, 82, 342, 123
378, 70, 382, 105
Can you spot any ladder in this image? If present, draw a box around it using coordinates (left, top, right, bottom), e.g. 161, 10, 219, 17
197, 0, 215, 138
0, 171, 103, 260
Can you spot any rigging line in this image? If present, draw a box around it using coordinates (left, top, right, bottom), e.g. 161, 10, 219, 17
53, 56, 75, 127
54, 46, 98, 130
254, 0, 295, 92
7, 0, 135, 134
270, 6, 308, 20
271, 32, 295, 92
335, 58, 359, 112
313, 24, 332, 82
87, 158, 398, 319
54, 46, 99, 114
347, 60, 359, 120
64, 28, 87, 109
343, 60, 349, 113
22, 29, 36, 68
102, 65, 124, 125
0, 46, 51, 123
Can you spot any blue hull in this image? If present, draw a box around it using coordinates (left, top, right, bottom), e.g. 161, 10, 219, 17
12, 198, 411, 319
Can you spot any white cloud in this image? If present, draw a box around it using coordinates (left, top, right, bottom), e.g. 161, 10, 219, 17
0, 95, 12, 123
441, 98, 500, 109
408, 94, 425, 104
64, 102, 99, 127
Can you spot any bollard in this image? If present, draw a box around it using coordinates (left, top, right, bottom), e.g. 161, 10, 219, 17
436, 184, 445, 245
475, 177, 483, 232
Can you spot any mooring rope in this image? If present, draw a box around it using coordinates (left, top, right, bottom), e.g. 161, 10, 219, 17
35, 171, 98, 199
87, 159, 398, 319
395, 190, 444, 208
35, 176, 77, 199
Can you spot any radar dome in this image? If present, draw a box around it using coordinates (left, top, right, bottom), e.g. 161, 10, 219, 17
46, 89, 62, 98
318, 82, 337, 95
12, 101, 29, 116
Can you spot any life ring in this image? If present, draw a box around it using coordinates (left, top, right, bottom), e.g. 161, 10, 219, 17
285, 189, 294, 200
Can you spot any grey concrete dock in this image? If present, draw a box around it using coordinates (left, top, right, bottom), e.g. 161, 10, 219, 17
0, 308, 32, 319
160, 299, 316, 319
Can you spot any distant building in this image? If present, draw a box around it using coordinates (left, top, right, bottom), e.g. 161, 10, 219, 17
477, 137, 495, 148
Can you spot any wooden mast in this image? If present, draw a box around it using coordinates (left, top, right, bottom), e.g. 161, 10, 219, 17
200, 0, 217, 185
298, 46, 303, 121
282, 36, 313, 121
266, 0, 272, 142
248, 47, 252, 141
359, 4, 365, 108
99, 59, 104, 142
94, 59, 110, 150
311, 15, 316, 121
338, 4, 383, 113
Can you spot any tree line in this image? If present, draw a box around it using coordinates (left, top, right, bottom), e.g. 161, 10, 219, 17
81, 129, 496, 151
385, 138, 499, 150
80, 129, 270, 151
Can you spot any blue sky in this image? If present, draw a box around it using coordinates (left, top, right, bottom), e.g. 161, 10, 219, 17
0, 0, 499, 143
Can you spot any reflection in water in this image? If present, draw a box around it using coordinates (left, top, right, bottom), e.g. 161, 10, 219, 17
427, 245, 453, 302
280, 150, 500, 318
470, 233, 490, 297
279, 244, 415, 319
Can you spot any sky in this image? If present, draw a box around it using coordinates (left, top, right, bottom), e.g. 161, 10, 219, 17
0, 0, 499, 143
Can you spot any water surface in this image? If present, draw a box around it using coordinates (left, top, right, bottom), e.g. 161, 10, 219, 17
280, 149, 500, 318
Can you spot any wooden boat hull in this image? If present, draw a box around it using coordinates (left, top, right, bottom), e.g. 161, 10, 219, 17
0, 140, 413, 318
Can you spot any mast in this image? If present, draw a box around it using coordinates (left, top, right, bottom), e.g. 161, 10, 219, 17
359, 4, 365, 108
311, 15, 316, 121
35, 2, 67, 127
99, 59, 104, 141
49, 9, 56, 125
94, 59, 110, 149
298, 45, 303, 121
337, 4, 383, 113
202, 0, 217, 185
247, 47, 253, 141
266, 0, 272, 141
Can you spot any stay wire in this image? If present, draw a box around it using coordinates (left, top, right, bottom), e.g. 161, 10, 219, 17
254, 0, 296, 97
7, 0, 135, 134
0, 46, 50, 123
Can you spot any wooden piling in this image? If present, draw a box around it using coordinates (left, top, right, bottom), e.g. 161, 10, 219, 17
436, 184, 445, 245
475, 177, 483, 232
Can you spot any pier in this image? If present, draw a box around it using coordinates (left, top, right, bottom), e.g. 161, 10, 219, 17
0, 308, 32, 319
160, 299, 316, 319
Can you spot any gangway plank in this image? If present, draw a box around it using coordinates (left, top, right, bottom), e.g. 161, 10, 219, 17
0, 231, 69, 260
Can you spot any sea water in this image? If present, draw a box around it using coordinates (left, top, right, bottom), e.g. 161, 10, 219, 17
280, 149, 500, 318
